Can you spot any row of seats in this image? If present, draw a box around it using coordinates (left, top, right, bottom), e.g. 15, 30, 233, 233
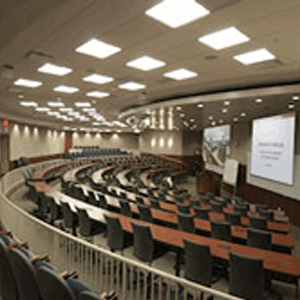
67, 148, 132, 159
0, 230, 116, 300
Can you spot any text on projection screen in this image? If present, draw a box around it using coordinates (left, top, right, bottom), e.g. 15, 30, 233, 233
251, 113, 295, 185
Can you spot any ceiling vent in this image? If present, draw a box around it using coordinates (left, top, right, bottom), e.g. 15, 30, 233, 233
198, 0, 241, 12
25, 50, 54, 62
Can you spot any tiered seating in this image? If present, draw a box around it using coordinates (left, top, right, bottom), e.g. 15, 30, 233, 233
67, 147, 132, 159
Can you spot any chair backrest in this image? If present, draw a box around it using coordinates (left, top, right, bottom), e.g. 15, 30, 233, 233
105, 215, 124, 251
79, 291, 103, 300
131, 221, 154, 262
9, 248, 42, 300
77, 209, 92, 236
225, 212, 241, 226
61, 202, 75, 228
88, 191, 98, 206
98, 195, 108, 209
36, 266, 75, 300
260, 209, 274, 221
177, 203, 190, 214
0, 239, 19, 300
207, 192, 215, 200
229, 251, 265, 300
200, 195, 210, 204
150, 199, 160, 209
211, 220, 232, 242
247, 228, 271, 250
137, 204, 153, 222
177, 212, 195, 233
175, 196, 184, 203
249, 216, 267, 230
49, 197, 60, 222
194, 206, 210, 220
136, 196, 144, 204
119, 200, 132, 217
189, 199, 200, 207
183, 238, 212, 286
234, 204, 248, 217
197, 189, 205, 196
210, 201, 223, 213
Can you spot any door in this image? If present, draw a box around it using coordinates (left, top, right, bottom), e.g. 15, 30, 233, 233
1, 134, 10, 174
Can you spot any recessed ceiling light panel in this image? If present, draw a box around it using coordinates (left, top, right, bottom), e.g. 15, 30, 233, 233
35, 107, 50, 112
86, 91, 110, 98
234, 48, 276, 65
14, 78, 42, 88
198, 27, 250, 50
118, 82, 146, 91
59, 107, 73, 112
75, 38, 121, 59
53, 85, 79, 93
20, 101, 38, 107
83, 74, 113, 84
145, 0, 210, 28
126, 55, 165, 71
38, 63, 72, 76
74, 102, 91, 107
47, 101, 65, 107
164, 68, 197, 80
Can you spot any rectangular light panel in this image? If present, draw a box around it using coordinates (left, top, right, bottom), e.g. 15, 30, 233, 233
75, 38, 121, 59
198, 27, 250, 50
83, 74, 113, 84
53, 85, 79, 93
20, 101, 38, 107
234, 48, 276, 65
75, 102, 91, 107
14, 78, 42, 88
126, 55, 166, 71
86, 91, 110, 98
38, 63, 72, 76
47, 101, 65, 107
164, 68, 197, 80
118, 82, 146, 91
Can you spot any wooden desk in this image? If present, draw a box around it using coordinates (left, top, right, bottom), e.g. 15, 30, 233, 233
31, 163, 67, 181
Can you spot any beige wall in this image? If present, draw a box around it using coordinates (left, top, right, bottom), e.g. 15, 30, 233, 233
10, 124, 65, 160
139, 130, 182, 155
182, 130, 202, 156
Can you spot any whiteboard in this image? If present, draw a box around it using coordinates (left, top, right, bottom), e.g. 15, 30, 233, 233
223, 158, 239, 186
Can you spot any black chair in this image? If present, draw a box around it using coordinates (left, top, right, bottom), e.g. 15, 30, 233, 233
189, 199, 200, 207
137, 204, 153, 222
247, 228, 272, 250
98, 194, 108, 209
249, 216, 267, 230
234, 204, 248, 217
88, 191, 98, 206
207, 192, 215, 200
105, 215, 132, 253
38, 192, 50, 220
177, 203, 190, 214
197, 189, 205, 196
260, 209, 274, 221
36, 266, 75, 300
149, 199, 160, 209
136, 196, 144, 204
229, 251, 265, 300
0, 240, 19, 300
175, 196, 184, 203
61, 202, 78, 235
49, 197, 62, 225
119, 200, 132, 217
77, 208, 104, 237
9, 248, 42, 300
177, 212, 195, 233
225, 212, 241, 226
183, 238, 213, 287
211, 220, 232, 242
200, 195, 210, 204
131, 221, 167, 264
210, 201, 223, 213
194, 206, 210, 220
256, 204, 268, 213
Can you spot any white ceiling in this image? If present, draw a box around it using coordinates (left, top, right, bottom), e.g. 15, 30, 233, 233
0, 0, 300, 131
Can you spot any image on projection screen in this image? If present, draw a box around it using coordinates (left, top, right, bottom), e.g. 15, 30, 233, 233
203, 125, 230, 167
251, 113, 296, 185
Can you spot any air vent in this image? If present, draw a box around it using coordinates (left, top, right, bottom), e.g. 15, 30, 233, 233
25, 50, 54, 62
198, 0, 241, 12
204, 54, 218, 61
251, 59, 284, 71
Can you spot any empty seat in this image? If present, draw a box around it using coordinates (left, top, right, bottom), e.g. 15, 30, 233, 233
149, 199, 160, 209
119, 200, 132, 217
61, 202, 78, 235
88, 191, 98, 206
77, 208, 104, 237
229, 251, 265, 300
189, 199, 200, 207
137, 204, 153, 222
249, 216, 267, 230
194, 206, 210, 220
200, 195, 210, 205
247, 228, 272, 250
177, 203, 190, 214
207, 192, 215, 200
210, 201, 223, 213
234, 204, 248, 217
49, 197, 62, 225
98, 194, 108, 209
177, 212, 195, 233
225, 212, 241, 226
211, 220, 232, 242
260, 209, 274, 221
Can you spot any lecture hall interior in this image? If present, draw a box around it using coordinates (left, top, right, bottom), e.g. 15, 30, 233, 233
1, 0, 300, 299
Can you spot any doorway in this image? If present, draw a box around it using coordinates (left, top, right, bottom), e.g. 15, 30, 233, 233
1, 134, 10, 175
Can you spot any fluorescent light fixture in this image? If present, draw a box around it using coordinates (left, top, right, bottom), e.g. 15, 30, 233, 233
63, 126, 71, 130
75, 38, 121, 59
222, 108, 228, 113
64, 118, 74, 122
164, 68, 197, 80
53, 85, 79, 93
190, 118, 195, 122
112, 121, 127, 127
68, 111, 80, 116
198, 27, 249, 50
59, 107, 73, 112
234, 48, 276, 65
219, 119, 224, 123
233, 117, 239, 122
93, 122, 100, 126
224, 101, 230, 106
126, 55, 165, 71
241, 112, 246, 117
86, 91, 110, 98
82, 108, 96, 112
292, 95, 299, 100
145, 0, 210, 28
78, 116, 90, 122
197, 103, 204, 108
18, 95, 24, 99
19, 101, 38, 107
56, 115, 68, 119
35, 107, 50, 112
47, 101, 65, 107
255, 98, 263, 103
288, 104, 295, 109
180, 113, 185, 118
211, 121, 216, 126
83, 74, 113, 85
118, 82, 146, 91
14, 78, 42, 88
38, 63, 72, 76
74, 102, 91, 107
176, 106, 182, 111
208, 115, 214, 120
47, 111, 60, 116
